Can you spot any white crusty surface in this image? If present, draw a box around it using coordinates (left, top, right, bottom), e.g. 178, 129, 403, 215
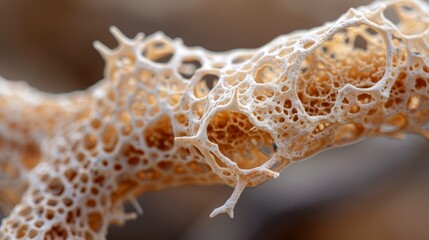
0, 0, 428, 239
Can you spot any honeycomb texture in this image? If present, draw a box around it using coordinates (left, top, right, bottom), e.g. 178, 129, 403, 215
1, 0, 428, 239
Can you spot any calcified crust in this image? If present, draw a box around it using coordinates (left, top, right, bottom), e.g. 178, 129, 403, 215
0, 0, 428, 239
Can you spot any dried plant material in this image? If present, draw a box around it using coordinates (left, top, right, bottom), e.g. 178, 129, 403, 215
1, 0, 428, 238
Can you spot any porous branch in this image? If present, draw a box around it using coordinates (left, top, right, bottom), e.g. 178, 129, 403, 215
0, 0, 428, 239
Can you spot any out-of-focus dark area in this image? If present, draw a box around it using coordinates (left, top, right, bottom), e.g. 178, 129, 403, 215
0, 0, 428, 239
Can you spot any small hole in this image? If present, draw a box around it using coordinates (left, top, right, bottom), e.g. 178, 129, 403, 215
48, 178, 64, 196
178, 59, 202, 79
354, 35, 367, 50
365, 28, 378, 36
153, 53, 173, 63
349, 105, 360, 114
415, 77, 426, 89
254, 64, 280, 83
303, 41, 315, 49
194, 74, 219, 98
357, 93, 373, 104
384, 6, 400, 25
142, 41, 174, 64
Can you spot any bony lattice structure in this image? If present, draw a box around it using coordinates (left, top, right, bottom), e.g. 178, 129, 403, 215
0, 0, 428, 239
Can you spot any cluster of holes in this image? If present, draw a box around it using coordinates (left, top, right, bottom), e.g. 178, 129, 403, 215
144, 115, 175, 151
3, 3, 429, 239
385, 72, 407, 109
207, 111, 275, 170
297, 25, 386, 116
7, 170, 107, 239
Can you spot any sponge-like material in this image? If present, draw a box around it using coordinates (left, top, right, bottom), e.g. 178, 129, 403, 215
0, 0, 428, 239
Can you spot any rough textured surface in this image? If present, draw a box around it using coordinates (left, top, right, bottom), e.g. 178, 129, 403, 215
0, 0, 428, 239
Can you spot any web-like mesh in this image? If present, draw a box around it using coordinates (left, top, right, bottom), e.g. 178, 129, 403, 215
0, 0, 428, 239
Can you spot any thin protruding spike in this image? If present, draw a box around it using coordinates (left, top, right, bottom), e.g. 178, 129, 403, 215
261, 168, 280, 179
93, 41, 112, 59
135, 32, 145, 42
110, 26, 129, 43
129, 196, 143, 215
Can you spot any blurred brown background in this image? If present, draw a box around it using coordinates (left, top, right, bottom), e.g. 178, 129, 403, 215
0, 0, 428, 239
